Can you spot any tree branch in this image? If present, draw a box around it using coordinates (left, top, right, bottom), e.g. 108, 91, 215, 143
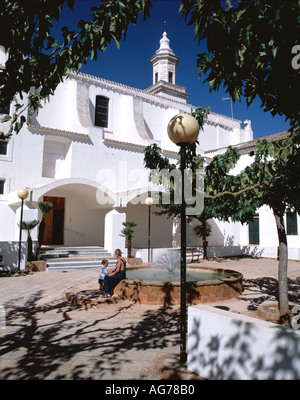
204, 175, 284, 199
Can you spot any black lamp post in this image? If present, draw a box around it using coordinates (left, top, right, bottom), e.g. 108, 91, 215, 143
17, 188, 29, 271
167, 113, 199, 364
145, 196, 154, 263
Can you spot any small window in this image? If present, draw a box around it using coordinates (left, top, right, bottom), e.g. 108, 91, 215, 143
0, 140, 8, 155
287, 212, 298, 235
155, 72, 158, 83
169, 72, 173, 83
0, 180, 5, 195
95, 96, 109, 128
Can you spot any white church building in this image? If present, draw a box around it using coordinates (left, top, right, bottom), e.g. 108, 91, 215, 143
0, 31, 299, 269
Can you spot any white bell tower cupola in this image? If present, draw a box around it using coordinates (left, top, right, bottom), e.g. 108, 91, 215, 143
150, 30, 179, 85
145, 30, 189, 103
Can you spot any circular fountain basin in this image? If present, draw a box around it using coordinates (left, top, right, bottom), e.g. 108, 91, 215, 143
114, 266, 243, 306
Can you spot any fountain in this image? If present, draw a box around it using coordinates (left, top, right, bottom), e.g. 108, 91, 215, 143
114, 250, 243, 306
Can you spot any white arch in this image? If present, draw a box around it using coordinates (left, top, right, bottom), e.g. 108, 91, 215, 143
31, 177, 117, 204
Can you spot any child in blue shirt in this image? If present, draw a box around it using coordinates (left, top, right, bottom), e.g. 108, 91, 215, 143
98, 259, 109, 293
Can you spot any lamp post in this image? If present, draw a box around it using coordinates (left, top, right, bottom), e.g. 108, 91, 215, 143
145, 196, 154, 263
167, 113, 199, 364
17, 188, 29, 271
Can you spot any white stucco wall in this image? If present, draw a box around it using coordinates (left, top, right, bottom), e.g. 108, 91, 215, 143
188, 304, 300, 380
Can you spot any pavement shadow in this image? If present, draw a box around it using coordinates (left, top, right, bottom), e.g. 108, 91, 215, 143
238, 277, 300, 311
0, 290, 180, 379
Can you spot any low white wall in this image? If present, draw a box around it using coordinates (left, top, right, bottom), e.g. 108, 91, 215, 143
134, 245, 300, 262
0, 241, 28, 271
207, 246, 244, 258
188, 304, 300, 380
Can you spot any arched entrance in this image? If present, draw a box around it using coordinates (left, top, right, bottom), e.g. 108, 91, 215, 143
32, 178, 116, 246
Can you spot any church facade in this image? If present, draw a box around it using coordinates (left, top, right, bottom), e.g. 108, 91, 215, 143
0, 31, 299, 269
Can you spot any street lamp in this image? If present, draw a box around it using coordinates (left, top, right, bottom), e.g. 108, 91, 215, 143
167, 113, 199, 364
145, 196, 154, 263
17, 188, 29, 271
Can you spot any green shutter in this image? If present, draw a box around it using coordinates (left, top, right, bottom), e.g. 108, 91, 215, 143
249, 215, 260, 245
0, 180, 4, 195
0, 141, 8, 155
287, 212, 298, 235
95, 96, 109, 128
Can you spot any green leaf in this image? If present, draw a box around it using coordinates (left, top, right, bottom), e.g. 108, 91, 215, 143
111, 33, 120, 49
1, 115, 12, 123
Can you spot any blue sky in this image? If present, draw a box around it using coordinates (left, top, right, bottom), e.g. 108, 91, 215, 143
60, 0, 290, 139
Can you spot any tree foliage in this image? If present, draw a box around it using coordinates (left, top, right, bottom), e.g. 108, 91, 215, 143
0, 0, 152, 137
20, 219, 39, 261
21, 219, 40, 235
179, 0, 300, 129
120, 220, 137, 259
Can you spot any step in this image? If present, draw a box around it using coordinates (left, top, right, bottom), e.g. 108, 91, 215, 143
40, 247, 110, 256
43, 253, 112, 261
41, 246, 117, 272
47, 263, 117, 272
47, 263, 114, 272
46, 257, 117, 266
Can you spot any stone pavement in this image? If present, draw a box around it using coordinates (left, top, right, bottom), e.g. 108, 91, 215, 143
0, 258, 299, 380
197, 257, 300, 319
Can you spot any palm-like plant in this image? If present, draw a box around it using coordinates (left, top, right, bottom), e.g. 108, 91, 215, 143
193, 220, 212, 259
21, 220, 39, 261
120, 221, 137, 259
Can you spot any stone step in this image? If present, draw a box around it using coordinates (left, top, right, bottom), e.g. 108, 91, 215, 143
47, 263, 113, 272
41, 246, 117, 272
40, 247, 109, 257
46, 257, 117, 266
42, 252, 111, 260
45, 255, 115, 263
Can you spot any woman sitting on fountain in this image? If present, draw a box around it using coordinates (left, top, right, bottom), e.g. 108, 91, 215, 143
101, 249, 126, 298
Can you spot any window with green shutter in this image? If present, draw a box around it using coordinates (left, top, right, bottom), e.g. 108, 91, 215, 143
0, 180, 4, 195
0, 140, 8, 155
249, 215, 260, 245
95, 96, 109, 128
286, 212, 298, 235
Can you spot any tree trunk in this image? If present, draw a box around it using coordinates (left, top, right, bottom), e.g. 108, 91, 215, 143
27, 234, 34, 262
127, 236, 132, 259
38, 219, 45, 251
274, 211, 290, 323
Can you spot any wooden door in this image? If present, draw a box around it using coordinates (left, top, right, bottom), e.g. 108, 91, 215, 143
43, 196, 65, 245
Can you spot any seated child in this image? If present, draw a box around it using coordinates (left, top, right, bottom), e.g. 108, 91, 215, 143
98, 259, 109, 292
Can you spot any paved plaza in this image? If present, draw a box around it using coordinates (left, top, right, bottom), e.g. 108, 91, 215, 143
0, 258, 299, 380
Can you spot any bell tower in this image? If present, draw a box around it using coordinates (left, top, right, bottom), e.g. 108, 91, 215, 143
150, 30, 179, 85
145, 30, 189, 103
